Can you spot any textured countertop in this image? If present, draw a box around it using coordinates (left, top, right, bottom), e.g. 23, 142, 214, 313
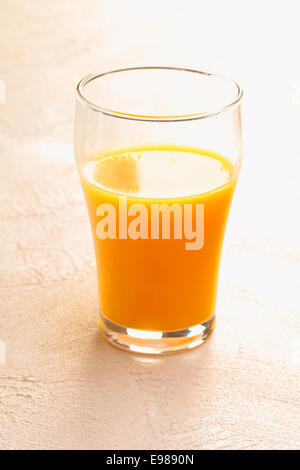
0, 0, 299, 450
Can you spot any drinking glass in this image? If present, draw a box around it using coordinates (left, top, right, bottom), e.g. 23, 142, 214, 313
74, 66, 243, 354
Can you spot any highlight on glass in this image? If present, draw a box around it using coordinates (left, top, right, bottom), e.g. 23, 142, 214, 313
74, 66, 243, 354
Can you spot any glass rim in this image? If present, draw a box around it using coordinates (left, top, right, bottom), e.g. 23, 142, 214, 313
76, 65, 243, 122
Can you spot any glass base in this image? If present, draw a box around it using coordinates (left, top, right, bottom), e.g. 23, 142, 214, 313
99, 313, 215, 355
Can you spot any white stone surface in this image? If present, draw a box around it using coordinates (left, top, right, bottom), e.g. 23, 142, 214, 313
0, 0, 299, 450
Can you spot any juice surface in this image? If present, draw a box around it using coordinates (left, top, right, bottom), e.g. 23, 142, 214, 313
81, 145, 237, 331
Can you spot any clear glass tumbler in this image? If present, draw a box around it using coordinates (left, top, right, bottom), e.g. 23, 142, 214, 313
74, 66, 243, 354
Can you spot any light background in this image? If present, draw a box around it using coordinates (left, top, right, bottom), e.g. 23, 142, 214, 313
0, 0, 299, 449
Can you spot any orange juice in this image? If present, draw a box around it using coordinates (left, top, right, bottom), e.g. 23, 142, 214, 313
80, 145, 237, 332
